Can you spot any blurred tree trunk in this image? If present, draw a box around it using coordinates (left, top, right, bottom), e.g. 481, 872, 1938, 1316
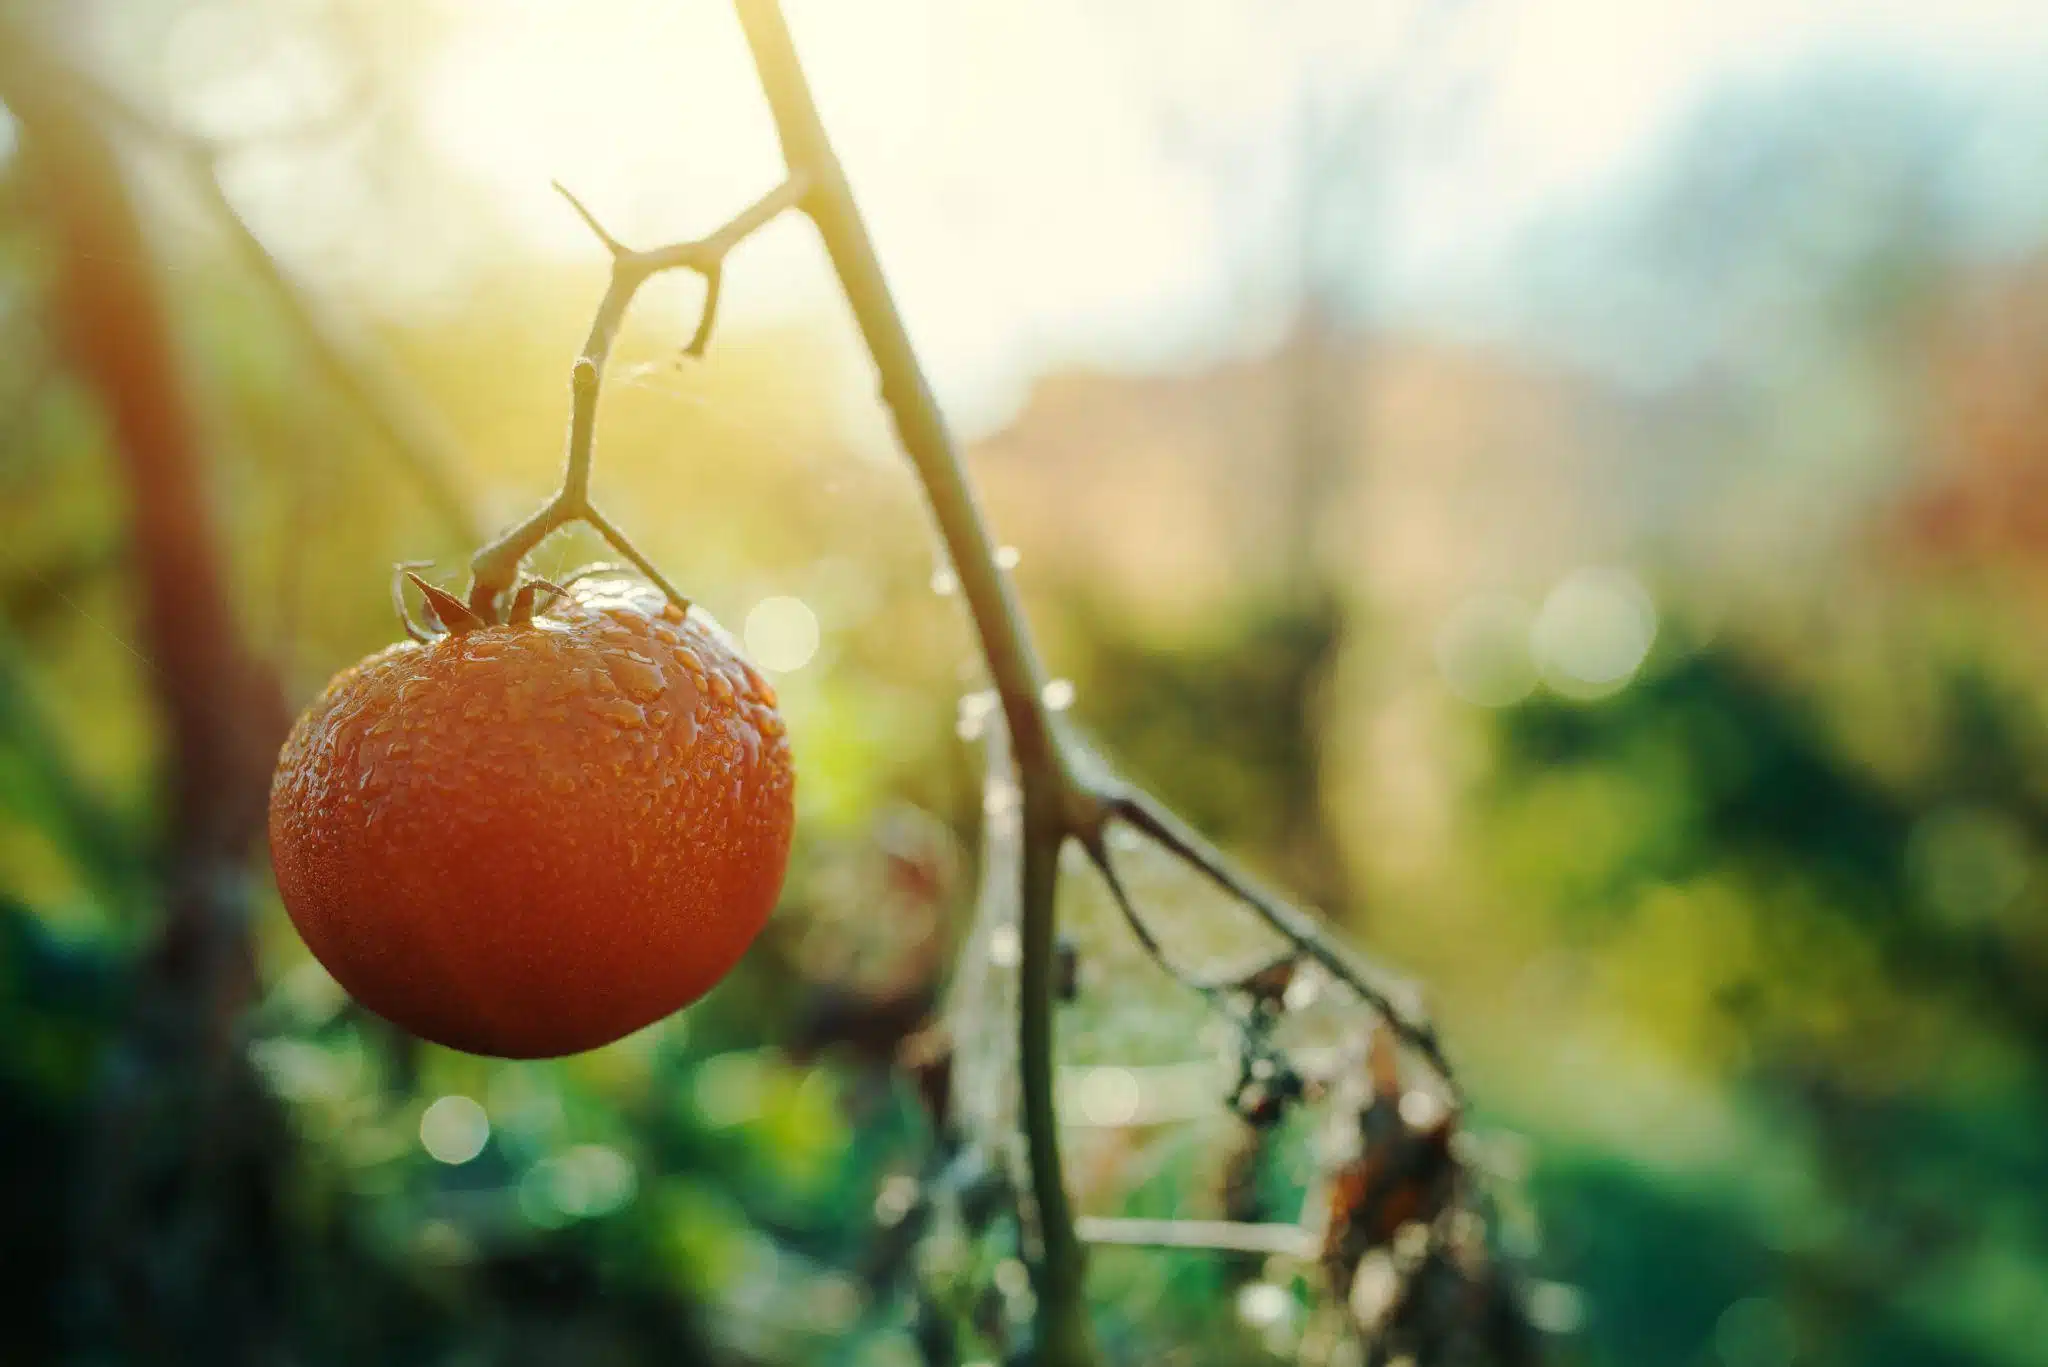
0, 25, 295, 1366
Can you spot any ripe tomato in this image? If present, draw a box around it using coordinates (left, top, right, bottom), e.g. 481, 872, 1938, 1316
268, 578, 794, 1058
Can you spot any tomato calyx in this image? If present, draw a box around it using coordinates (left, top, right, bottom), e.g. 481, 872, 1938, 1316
505, 576, 573, 626
404, 570, 483, 636
395, 566, 573, 641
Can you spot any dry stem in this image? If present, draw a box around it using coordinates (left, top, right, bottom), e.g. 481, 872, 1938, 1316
723, 4, 1461, 1362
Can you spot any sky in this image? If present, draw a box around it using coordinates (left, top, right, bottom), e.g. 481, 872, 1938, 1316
393, 0, 2048, 433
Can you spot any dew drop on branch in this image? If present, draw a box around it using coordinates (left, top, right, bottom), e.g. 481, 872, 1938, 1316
956, 689, 997, 741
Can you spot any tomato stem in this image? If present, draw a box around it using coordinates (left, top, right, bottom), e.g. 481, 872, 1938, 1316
464, 174, 810, 621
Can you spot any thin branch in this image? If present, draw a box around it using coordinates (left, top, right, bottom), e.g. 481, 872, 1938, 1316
647, 172, 813, 266
732, 0, 1073, 799
585, 505, 691, 610
1103, 785, 1461, 1103
1077, 1218, 1319, 1260
1079, 831, 1224, 1004
465, 173, 808, 618
551, 180, 628, 256
685, 266, 725, 359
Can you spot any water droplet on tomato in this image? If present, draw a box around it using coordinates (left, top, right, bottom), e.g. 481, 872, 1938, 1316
609, 655, 666, 700
587, 697, 645, 729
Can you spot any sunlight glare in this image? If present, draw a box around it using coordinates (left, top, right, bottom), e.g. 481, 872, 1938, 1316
744, 595, 821, 673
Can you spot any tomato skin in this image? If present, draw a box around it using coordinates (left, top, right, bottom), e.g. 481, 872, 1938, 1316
269, 583, 793, 1058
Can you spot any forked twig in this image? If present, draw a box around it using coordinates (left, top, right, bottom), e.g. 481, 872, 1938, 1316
1077, 831, 1224, 1005
1099, 784, 1460, 1103
463, 173, 809, 619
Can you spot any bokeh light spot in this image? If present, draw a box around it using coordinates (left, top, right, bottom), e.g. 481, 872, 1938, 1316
1526, 1281, 1587, 1334
873, 1173, 920, 1226
1236, 1281, 1290, 1328
993, 1258, 1032, 1300
249, 1038, 358, 1104
547, 1144, 638, 1219
419, 1094, 490, 1165
743, 595, 820, 673
1398, 1088, 1446, 1130
1076, 1066, 1141, 1126
1350, 1250, 1399, 1326
517, 1163, 570, 1229
1531, 567, 1656, 697
957, 689, 998, 740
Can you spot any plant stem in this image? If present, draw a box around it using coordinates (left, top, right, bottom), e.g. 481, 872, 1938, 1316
730, 3, 1094, 1361
465, 175, 807, 618
730, 0, 1075, 801
1019, 798, 1092, 1362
